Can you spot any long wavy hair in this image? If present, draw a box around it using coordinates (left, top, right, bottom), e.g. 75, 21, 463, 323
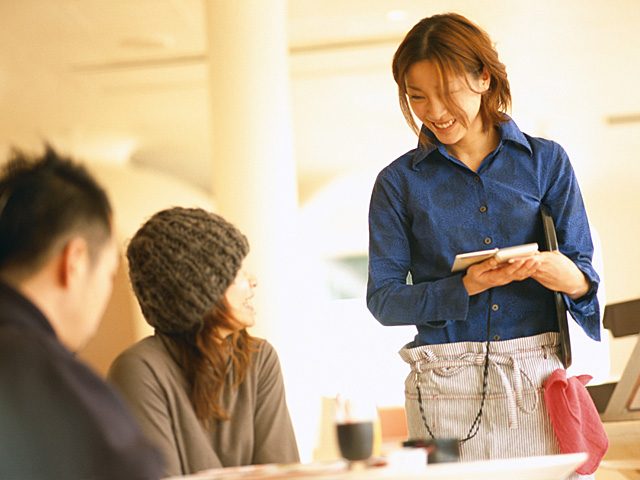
392, 13, 511, 147
171, 296, 261, 428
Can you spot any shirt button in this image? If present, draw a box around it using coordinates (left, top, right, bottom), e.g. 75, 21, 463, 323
479, 206, 487, 213
474, 176, 480, 183
492, 304, 499, 311
493, 334, 501, 341
484, 238, 492, 245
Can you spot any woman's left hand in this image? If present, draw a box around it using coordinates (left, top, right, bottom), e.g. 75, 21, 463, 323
528, 251, 590, 299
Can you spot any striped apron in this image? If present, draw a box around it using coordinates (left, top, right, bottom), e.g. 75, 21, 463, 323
400, 332, 593, 480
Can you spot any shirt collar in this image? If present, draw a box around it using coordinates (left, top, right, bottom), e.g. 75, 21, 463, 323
411, 115, 532, 169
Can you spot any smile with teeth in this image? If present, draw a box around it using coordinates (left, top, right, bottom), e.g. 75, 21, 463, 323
433, 119, 455, 129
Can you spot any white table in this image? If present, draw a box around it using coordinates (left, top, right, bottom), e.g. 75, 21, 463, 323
164, 452, 587, 480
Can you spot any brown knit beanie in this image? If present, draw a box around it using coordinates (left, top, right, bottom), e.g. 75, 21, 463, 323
126, 207, 249, 335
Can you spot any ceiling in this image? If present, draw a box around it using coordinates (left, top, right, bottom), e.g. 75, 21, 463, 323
1, 0, 639, 202
0, 0, 421, 199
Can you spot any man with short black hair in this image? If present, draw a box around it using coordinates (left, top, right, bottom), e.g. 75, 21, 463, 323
0, 146, 164, 479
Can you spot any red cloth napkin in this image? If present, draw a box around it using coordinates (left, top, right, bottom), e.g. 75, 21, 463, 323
543, 368, 609, 475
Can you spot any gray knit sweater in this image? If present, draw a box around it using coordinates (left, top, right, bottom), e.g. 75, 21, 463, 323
108, 334, 300, 477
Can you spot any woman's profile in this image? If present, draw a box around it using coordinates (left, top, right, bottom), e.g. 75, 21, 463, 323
108, 207, 299, 476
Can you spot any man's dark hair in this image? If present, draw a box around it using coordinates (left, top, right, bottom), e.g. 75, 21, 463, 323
0, 145, 112, 278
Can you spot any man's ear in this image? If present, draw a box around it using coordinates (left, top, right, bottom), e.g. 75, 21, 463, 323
58, 237, 89, 288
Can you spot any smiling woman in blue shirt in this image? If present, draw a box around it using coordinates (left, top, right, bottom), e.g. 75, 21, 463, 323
367, 13, 600, 478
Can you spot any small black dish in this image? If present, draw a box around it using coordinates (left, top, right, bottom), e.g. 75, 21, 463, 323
403, 438, 460, 464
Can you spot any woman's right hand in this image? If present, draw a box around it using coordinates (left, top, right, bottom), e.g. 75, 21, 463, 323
462, 255, 542, 296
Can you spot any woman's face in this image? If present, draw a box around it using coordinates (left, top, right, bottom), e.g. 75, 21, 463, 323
405, 60, 489, 148
223, 260, 258, 332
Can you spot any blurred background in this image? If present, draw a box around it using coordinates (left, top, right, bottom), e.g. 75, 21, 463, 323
1, 0, 639, 462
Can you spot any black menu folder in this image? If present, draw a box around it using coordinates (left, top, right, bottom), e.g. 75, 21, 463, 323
541, 206, 572, 368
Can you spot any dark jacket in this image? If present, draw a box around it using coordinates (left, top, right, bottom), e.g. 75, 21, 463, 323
0, 282, 164, 479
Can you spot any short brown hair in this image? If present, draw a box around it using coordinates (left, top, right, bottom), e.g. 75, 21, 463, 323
392, 13, 511, 146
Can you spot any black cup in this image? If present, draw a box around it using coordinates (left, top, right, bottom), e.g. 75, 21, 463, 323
336, 421, 374, 461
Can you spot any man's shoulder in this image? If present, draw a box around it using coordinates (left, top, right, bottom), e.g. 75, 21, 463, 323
0, 324, 120, 408
0, 327, 164, 479
0, 321, 135, 443
0, 322, 64, 372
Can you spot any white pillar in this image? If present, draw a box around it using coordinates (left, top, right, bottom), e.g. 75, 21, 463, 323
204, 1, 299, 346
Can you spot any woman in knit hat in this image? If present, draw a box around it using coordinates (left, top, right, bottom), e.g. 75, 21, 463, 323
108, 207, 299, 477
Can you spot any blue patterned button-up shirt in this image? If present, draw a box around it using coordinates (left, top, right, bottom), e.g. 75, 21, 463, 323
367, 117, 600, 346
